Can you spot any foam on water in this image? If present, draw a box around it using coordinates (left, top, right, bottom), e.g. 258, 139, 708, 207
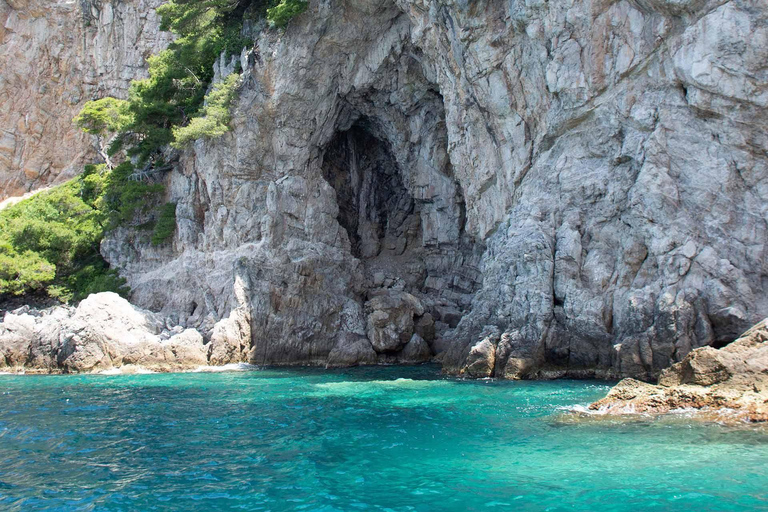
191, 362, 260, 373
98, 365, 156, 375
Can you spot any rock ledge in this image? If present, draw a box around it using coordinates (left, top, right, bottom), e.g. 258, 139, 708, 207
589, 320, 768, 422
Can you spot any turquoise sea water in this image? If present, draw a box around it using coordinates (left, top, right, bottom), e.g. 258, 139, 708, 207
1, 365, 767, 512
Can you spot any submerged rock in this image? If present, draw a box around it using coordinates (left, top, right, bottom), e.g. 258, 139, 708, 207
589, 320, 768, 422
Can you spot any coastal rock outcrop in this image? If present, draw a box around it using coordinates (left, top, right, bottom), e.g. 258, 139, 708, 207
0, 292, 207, 372
100, 0, 768, 378
589, 319, 768, 421
2, 0, 767, 378
0, 0, 169, 200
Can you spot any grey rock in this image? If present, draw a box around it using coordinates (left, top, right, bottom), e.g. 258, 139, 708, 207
590, 319, 768, 422
414, 313, 436, 344
366, 292, 424, 353
463, 339, 497, 379
398, 333, 433, 364
5, 0, 767, 379
0, 293, 207, 372
327, 333, 378, 368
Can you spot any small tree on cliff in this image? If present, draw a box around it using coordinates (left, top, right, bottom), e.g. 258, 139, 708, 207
72, 97, 132, 169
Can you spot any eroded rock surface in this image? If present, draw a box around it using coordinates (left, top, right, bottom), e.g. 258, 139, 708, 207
96, 0, 768, 378
589, 319, 768, 422
0, 293, 207, 372
0, 0, 169, 199
3, 0, 764, 377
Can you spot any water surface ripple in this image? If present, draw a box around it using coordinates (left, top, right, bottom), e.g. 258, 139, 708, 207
1, 366, 767, 511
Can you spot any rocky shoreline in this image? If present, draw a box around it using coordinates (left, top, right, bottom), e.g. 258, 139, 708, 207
0, 292, 435, 374
2, 0, 767, 381
4, 292, 768, 425
0, 293, 208, 374
589, 319, 768, 422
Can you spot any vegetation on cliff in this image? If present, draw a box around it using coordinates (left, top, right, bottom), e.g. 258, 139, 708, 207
0, 162, 176, 300
76, 0, 307, 161
1, 0, 307, 303
172, 73, 241, 148
151, 202, 178, 246
267, 0, 308, 28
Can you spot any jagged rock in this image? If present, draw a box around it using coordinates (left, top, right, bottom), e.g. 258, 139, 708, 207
97, 0, 767, 379
589, 319, 768, 422
0, 293, 207, 372
207, 309, 252, 366
463, 339, 496, 379
462, 328, 500, 378
434, 306, 462, 330
658, 347, 731, 387
414, 313, 435, 344
0, 312, 36, 367
365, 292, 425, 354
398, 333, 432, 364
3, 0, 767, 378
326, 333, 378, 368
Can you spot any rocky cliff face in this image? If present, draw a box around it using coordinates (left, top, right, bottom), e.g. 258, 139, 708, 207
93, 0, 768, 379
0, 0, 170, 200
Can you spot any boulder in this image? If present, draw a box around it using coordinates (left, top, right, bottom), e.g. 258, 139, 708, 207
365, 292, 424, 353
0, 293, 210, 373
398, 333, 432, 364
326, 333, 378, 368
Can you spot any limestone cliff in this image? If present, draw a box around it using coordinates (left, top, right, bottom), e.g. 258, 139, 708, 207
3, 0, 767, 379
0, 0, 170, 199
96, 0, 768, 380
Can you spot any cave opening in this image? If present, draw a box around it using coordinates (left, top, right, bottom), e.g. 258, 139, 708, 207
321, 119, 428, 293
320, 113, 482, 360
322, 120, 422, 265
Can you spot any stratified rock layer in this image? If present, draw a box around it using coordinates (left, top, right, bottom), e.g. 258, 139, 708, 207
100, 0, 768, 378
589, 319, 768, 421
0, 0, 169, 199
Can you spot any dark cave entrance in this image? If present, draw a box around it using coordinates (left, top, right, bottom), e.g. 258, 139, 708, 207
321, 120, 427, 291
320, 113, 483, 362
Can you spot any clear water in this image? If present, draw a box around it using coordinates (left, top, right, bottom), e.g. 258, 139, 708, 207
1, 365, 767, 512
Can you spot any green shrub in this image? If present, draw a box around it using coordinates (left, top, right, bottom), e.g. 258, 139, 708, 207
173, 73, 241, 147
25, 0, 306, 301
121, 0, 253, 162
267, 0, 307, 27
72, 98, 132, 136
75, 0, 307, 163
1, 182, 104, 274
100, 162, 164, 228
0, 164, 163, 301
64, 262, 129, 302
0, 243, 56, 296
151, 202, 178, 246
